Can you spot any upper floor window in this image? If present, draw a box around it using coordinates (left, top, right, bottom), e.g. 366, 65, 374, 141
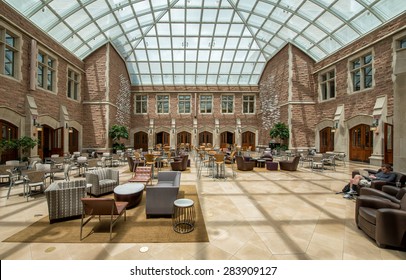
37, 50, 56, 92
134, 95, 147, 114
157, 95, 169, 113
67, 69, 80, 100
221, 95, 234, 113
0, 26, 20, 79
178, 95, 191, 114
243, 95, 255, 114
398, 38, 406, 49
320, 70, 335, 101
350, 53, 373, 92
200, 95, 212, 114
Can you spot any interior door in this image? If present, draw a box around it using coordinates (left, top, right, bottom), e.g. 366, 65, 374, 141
156, 131, 170, 146
68, 128, 79, 154
51, 127, 64, 156
134, 131, 148, 151
199, 131, 212, 145
384, 123, 393, 165
242, 131, 255, 150
349, 124, 373, 162
220, 131, 234, 148
177, 131, 191, 146
319, 127, 334, 153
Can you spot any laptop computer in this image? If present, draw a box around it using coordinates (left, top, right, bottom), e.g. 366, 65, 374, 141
359, 169, 372, 180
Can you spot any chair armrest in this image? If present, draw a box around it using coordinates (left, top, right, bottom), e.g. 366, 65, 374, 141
356, 195, 400, 210
360, 188, 400, 203
85, 173, 100, 188
108, 169, 120, 183
371, 180, 395, 190
382, 185, 401, 196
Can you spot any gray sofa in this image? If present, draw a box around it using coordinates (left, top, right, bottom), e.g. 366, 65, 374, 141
85, 168, 119, 197
146, 171, 181, 218
45, 179, 87, 223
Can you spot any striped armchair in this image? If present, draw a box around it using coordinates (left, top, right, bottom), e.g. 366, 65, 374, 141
85, 168, 119, 197
45, 179, 87, 223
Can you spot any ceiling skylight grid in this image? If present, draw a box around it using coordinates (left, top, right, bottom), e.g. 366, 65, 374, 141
3, 0, 405, 86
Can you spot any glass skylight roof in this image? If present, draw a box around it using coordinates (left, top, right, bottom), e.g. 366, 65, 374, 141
4, 0, 406, 86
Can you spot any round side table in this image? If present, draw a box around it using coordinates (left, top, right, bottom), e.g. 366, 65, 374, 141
172, 198, 195, 233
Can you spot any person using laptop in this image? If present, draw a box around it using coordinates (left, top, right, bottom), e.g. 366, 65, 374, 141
344, 164, 396, 198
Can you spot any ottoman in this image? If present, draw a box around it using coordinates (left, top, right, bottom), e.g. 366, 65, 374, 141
114, 183, 144, 209
266, 161, 278, 171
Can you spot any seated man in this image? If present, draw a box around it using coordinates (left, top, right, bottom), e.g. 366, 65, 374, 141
344, 164, 396, 198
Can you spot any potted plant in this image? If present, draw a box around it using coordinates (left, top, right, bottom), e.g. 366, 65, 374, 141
16, 136, 39, 161
269, 122, 289, 151
0, 139, 17, 163
108, 124, 129, 153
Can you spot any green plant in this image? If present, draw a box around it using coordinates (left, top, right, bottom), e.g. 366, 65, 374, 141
108, 124, 129, 151
269, 122, 289, 141
16, 136, 39, 160
0, 139, 17, 162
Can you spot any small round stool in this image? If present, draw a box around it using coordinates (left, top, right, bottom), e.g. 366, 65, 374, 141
172, 198, 195, 234
114, 183, 144, 209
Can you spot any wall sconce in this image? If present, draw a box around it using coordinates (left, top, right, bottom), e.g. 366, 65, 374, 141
370, 118, 379, 132
65, 123, 69, 129
238, 128, 241, 134
216, 128, 219, 134
194, 128, 197, 134
36, 123, 43, 131
172, 128, 175, 134
148, 128, 152, 135
68, 127, 73, 133
331, 121, 338, 133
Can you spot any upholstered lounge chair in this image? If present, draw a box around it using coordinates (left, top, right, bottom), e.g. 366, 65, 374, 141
279, 156, 301, 171
85, 168, 119, 197
171, 154, 189, 171
128, 166, 152, 186
45, 179, 88, 223
235, 155, 255, 171
355, 192, 406, 249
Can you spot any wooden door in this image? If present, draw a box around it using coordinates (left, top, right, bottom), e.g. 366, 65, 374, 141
0, 120, 18, 163
384, 123, 393, 165
220, 131, 234, 148
51, 127, 64, 156
242, 131, 255, 150
319, 127, 334, 153
156, 131, 170, 146
134, 131, 148, 151
177, 131, 191, 146
349, 124, 373, 162
68, 128, 79, 154
199, 131, 212, 145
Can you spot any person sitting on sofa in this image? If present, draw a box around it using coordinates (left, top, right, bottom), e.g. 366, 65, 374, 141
344, 164, 396, 198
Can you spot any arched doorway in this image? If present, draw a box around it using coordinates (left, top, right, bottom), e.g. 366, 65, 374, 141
69, 127, 79, 154
156, 131, 170, 146
0, 120, 18, 163
220, 131, 234, 148
349, 124, 373, 162
242, 131, 255, 150
177, 131, 191, 146
199, 131, 212, 146
134, 131, 148, 151
319, 127, 334, 153
38, 125, 64, 159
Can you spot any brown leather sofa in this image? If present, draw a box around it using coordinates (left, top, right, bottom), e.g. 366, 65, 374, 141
235, 155, 255, 171
279, 156, 301, 171
355, 190, 406, 249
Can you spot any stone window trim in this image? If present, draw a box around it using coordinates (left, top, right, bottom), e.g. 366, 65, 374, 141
177, 94, 192, 114
221, 94, 235, 114
0, 21, 22, 81
348, 48, 374, 94
199, 94, 213, 115
318, 67, 336, 102
134, 94, 148, 114
66, 66, 81, 102
156, 94, 170, 114
242, 94, 256, 114
37, 46, 58, 94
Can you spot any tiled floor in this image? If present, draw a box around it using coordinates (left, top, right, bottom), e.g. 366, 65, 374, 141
0, 157, 405, 260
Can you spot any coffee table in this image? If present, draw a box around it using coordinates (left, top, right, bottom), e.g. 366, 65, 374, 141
114, 183, 144, 208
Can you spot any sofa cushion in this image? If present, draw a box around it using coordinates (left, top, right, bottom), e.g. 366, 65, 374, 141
100, 179, 117, 187
359, 207, 377, 225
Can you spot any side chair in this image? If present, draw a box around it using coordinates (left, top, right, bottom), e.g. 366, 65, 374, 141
80, 198, 128, 240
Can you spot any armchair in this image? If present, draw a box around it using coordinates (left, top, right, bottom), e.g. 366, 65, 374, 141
146, 171, 181, 218
352, 169, 405, 190
85, 168, 119, 197
45, 179, 87, 223
355, 193, 406, 249
170, 154, 189, 171
235, 155, 255, 171
279, 156, 301, 171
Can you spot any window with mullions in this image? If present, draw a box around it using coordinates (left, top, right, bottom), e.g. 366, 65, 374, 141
398, 38, 406, 49
320, 70, 336, 101
350, 53, 373, 92
67, 69, 80, 100
243, 95, 255, 114
200, 95, 212, 114
157, 95, 169, 114
178, 95, 191, 114
221, 95, 234, 114
37, 50, 56, 92
0, 26, 20, 78
134, 95, 148, 114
